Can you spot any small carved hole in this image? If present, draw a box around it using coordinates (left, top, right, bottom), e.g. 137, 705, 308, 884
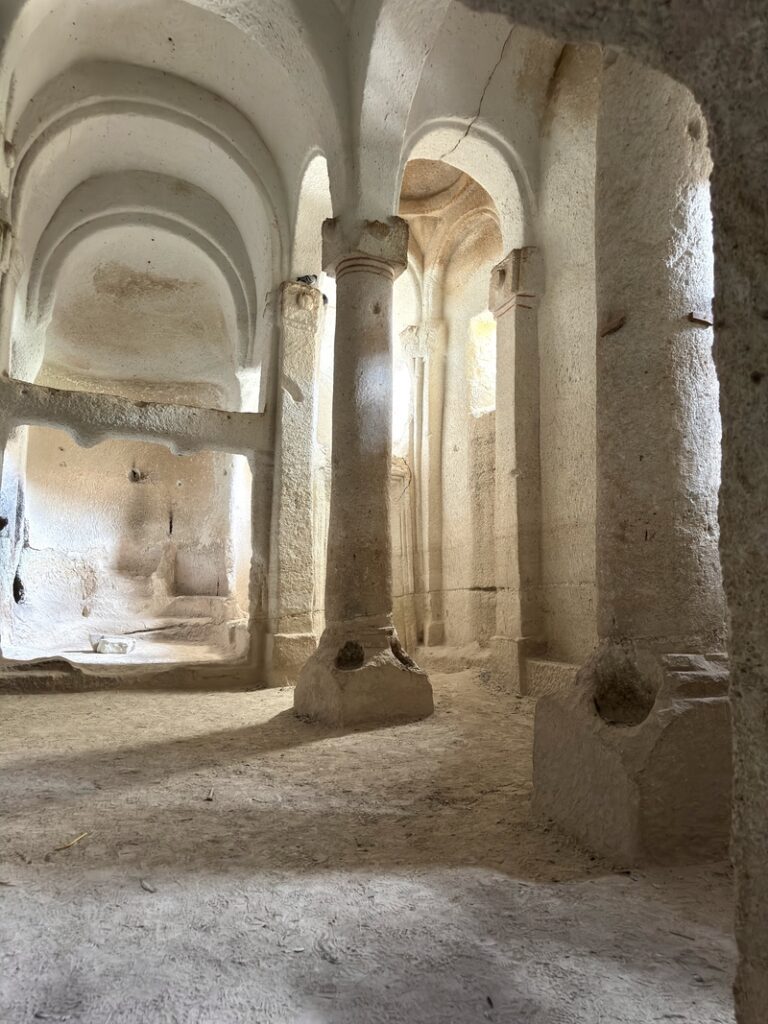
335, 640, 365, 671
13, 572, 25, 604
593, 655, 655, 726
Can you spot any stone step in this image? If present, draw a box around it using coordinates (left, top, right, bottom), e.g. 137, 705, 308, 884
665, 669, 729, 698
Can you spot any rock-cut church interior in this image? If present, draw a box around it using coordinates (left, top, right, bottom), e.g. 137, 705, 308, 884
0, 1, 766, 1022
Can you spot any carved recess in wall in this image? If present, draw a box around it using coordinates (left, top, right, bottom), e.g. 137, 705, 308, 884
399, 161, 470, 217
398, 159, 501, 318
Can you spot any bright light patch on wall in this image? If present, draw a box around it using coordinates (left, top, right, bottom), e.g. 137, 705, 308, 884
392, 359, 412, 455
468, 310, 497, 416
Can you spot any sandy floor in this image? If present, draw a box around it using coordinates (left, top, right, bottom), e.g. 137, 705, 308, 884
3, 638, 236, 667
0, 664, 735, 1023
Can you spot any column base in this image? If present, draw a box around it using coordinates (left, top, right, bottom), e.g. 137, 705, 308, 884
267, 632, 318, 686
294, 620, 434, 727
532, 642, 731, 865
490, 635, 545, 695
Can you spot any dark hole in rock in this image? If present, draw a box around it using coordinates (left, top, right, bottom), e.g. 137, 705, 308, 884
13, 572, 25, 604
335, 640, 365, 670
390, 636, 417, 668
593, 646, 656, 726
0, 516, 7, 531
128, 468, 144, 483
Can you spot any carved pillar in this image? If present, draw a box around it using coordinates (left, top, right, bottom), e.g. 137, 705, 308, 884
419, 319, 448, 645
0, 418, 27, 654
400, 319, 447, 646
0, 219, 17, 375
532, 55, 730, 868
294, 218, 433, 726
489, 247, 544, 694
594, 57, 725, 653
398, 325, 426, 641
268, 280, 323, 684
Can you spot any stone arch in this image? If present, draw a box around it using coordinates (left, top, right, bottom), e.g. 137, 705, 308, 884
422, 204, 500, 319
25, 172, 256, 373
8, 61, 287, 282
2, 66, 286, 398
0, 7, 346, 394
291, 153, 333, 279
324, 0, 453, 220
0, 0, 346, 206
403, 120, 533, 252
452, 6, 763, 1018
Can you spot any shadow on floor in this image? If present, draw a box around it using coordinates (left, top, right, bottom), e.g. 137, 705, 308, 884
0, 677, 720, 889
0, 677, 604, 882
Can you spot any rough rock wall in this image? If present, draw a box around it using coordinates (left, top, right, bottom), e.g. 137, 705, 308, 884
459, 2, 767, 1019
5, 425, 245, 651
536, 43, 600, 664
441, 249, 499, 645
595, 53, 723, 652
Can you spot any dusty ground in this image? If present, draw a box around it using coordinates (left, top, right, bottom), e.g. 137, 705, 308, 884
0, 662, 735, 1023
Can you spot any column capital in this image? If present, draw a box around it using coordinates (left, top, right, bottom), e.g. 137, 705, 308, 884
280, 280, 322, 328
322, 217, 409, 281
489, 246, 543, 318
400, 319, 447, 359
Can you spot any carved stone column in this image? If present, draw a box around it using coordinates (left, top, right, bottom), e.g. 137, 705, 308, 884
294, 218, 434, 726
268, 280, 323, 684
419, 319, 448, 646
489, 247, 544, 694
400, 319, 447, 647
533, 55, 730, 866
397, 324, 426, 642
0, 219, 17, 375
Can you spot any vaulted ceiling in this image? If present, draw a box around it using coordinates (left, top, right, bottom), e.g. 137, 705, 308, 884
0, 0, 556, 409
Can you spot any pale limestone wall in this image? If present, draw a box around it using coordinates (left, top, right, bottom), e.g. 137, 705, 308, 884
536, 44, 601, 664
391, 459, 419, 653
310, 278, 335, 637
266, 282, 324, 683
0, 0, 763, 1013
404, 2, 562, 249
5, 425, 243, 653
441, 248, 499, 645
457, 5, 768, 1016
594, 55, 723, 652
